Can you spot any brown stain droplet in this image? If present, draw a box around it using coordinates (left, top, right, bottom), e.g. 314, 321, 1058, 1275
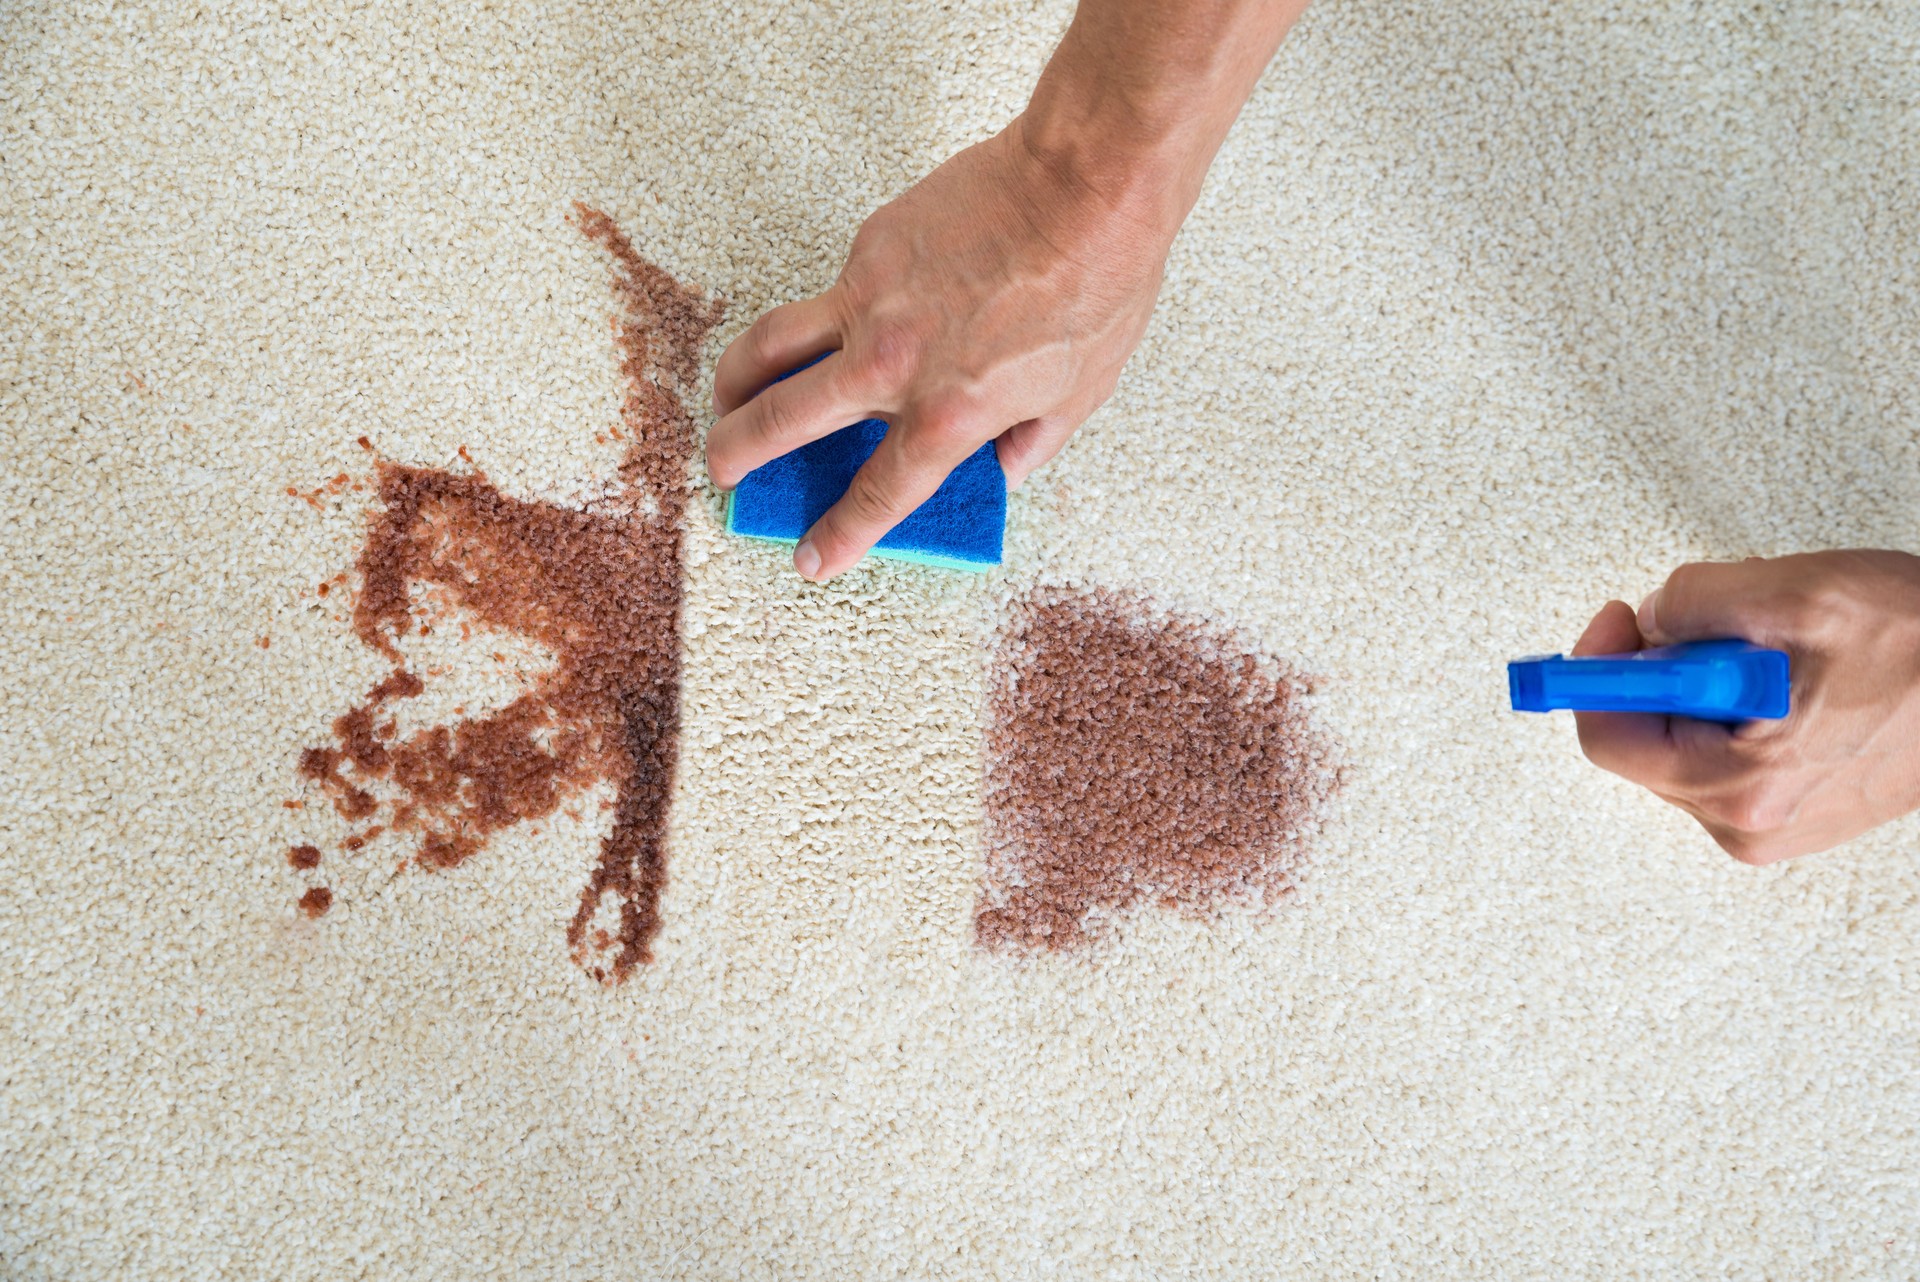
341, 826, 382, 852
287, 844, 322, 870
974, 587, 1342, 954
298, 886, 333, 917
290, 203, 724, 983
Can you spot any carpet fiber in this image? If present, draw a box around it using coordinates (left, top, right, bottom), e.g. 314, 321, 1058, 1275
4, 1, 1919, 1277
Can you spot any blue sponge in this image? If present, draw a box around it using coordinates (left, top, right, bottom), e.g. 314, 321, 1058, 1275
723, 362, 1006, 572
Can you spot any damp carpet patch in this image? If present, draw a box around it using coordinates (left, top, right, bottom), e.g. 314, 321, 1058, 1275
4, 1, 1920, 1278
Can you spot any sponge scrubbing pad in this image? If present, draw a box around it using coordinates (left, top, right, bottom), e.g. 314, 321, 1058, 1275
723, 361, 1006, 572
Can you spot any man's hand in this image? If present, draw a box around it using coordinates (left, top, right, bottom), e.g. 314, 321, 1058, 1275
1572, 550, 1920, 864
705, 126, 1170, 581
706, 0, 1310, 582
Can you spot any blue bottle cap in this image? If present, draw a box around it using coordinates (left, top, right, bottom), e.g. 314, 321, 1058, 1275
1508, 639, 1790, 723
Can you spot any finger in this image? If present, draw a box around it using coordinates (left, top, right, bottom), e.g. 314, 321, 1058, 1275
794, 416, 981, 582
1568, 601, 1650, 763
994, 418, 1073, 492
1575, 703, 1743, 792
1574, 708, 1678, 786
1638, 558, 1776, 646
711, 294, 842, 418
705, 354, 872, 491
1569, 599, 1643, 658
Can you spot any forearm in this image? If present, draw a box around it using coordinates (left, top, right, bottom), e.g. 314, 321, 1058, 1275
1019, 0, 1311, 233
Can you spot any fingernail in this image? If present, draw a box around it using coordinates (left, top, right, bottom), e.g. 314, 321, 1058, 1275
794, 539, 823, 581
1638, 590, 1659, 632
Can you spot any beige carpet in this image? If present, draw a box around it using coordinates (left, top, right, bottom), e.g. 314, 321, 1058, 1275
5, 0, 1920, 1276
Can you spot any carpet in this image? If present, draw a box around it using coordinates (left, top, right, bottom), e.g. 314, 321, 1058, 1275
4, 0, 1919, 1276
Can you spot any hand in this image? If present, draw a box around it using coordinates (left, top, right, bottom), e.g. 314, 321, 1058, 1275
1571, 550, 1920, 864
705, 0, 1312, 582
705, 121, 1175, 581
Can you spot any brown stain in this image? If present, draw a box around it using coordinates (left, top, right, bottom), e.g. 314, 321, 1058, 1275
298, 886, 333, 918
291, 204, 724, 981
287, 844, 322, 870
975, 587, 1343, 953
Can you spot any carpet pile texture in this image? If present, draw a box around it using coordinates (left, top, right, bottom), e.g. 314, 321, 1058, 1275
3, 0, 1918, 1276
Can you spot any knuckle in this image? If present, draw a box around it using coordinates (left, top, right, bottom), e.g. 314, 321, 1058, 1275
755, 391, 801, 446
1701, 781, 1793, 835
1661, 561, 1710, 607
743, 313, 783, 363
1712, 830, 1773, 866
844, 217, 891, 266
856, 317, 923, 388
844, 215, 909, 279
1769, 585, 1827, 635
902, 393, 983, 452
910, 416, 975, 454
914, 402, 976, 448
1790, 581, 1865, 645
843, 469, 908, 526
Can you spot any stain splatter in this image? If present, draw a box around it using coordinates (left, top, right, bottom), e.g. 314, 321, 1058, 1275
298, 887, 333, 918
287, 844, 322, 870
291, 204, 724, 981
975, 587, 1343, 953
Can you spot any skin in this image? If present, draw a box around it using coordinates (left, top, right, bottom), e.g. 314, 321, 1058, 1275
710, 2, 1920, 860
706, 0, 1310, 582
1572, 551, 1920, 864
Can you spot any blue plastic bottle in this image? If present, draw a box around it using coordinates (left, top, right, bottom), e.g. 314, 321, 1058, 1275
1508, 639, 1790, 723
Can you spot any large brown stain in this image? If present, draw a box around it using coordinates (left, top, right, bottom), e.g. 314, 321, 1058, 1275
292, 204, 724, 983
976, 587, 1343, 953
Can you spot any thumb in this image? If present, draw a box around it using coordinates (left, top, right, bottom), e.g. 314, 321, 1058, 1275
1638, 558, 1774, 646
1568, 599, 1667, 779
1570, 599, 1644, 657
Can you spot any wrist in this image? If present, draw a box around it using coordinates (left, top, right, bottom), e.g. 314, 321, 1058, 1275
1011, 95, 1206, 245
1015, 57, 1224, 238
1015, 2, 1300, 236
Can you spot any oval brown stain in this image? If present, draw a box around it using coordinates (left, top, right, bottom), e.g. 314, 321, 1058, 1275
290, 204, 724, 983
976, 587, 1343, 953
